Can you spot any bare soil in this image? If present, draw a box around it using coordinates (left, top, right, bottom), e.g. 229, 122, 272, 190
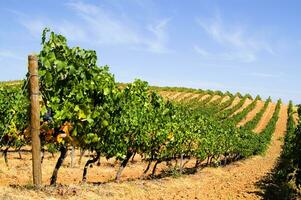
159, 91, 178, 99
188, 93, 202, 101
199, 94, 211, 102
220, 96, 230, 104
254, 102, 276, 133
237, 100, 264, 127
169, 92, 183, 100
224, 96, 241, 110
175, 92, 194, 101
208, 95, 221, 103
0, 94, 289, 200
230, 98, 252, 117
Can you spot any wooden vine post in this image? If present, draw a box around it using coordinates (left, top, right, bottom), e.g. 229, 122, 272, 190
28, 54, 42, 186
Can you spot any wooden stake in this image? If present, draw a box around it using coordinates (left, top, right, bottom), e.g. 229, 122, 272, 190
28, 54, 42, 187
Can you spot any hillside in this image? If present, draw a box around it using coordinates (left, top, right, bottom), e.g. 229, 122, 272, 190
0, 28, 300, 200
0, 84, 296, 200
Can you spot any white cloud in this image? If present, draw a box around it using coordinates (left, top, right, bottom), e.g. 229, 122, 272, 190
17, 1, 171, 54
195, 14, 275, 62
146, 18, 171, 53
194, 45, 256, 63
66, 1, 141, 45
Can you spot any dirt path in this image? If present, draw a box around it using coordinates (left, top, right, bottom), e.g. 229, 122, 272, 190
169, 92, 183, 100
189, 93, 202, 101
254, 102, 276, 133
158, 91, 175, 99
95, 104, 286, 200
96, 104, 287, 200
230, 98, 252, 116
237, 100, 264, 127
220, 96, 230, 104
209, 95, 221, 103
224, 96, 240, 110
157, 90, 167, 96
0, 96, 289, 199
163, 92, 204, 103
175, 92, 193, 102
184, 104, 287, 200
199, 94, 211, 102
1, 104, 286, 200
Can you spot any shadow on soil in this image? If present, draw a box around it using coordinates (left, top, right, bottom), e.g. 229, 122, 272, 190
247, 157, 299, 200
7, 157, 248, 196
88, 165, 201, 186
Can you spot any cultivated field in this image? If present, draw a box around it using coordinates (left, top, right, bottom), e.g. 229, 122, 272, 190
0, 89, 296, 200
0, 29, 300, 200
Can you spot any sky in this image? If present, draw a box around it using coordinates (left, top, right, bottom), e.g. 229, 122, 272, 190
0, 0, 300, 103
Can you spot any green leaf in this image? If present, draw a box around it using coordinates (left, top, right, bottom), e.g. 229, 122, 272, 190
102, 120, 109, 127
104, 88, 110, 95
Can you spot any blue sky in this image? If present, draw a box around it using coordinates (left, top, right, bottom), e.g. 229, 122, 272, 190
0, 0, 300, 103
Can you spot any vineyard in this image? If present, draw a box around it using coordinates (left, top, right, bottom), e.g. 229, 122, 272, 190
0, 29, 300, 200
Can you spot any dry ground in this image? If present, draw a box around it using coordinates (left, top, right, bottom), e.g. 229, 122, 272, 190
208, 95, 221, 103
237, 100, 264, 127
225, 96, 241, 110
230, 98, 253, 117
253, 103, 275, 133
0, 94, 288, 200
220, 96, 230, 104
